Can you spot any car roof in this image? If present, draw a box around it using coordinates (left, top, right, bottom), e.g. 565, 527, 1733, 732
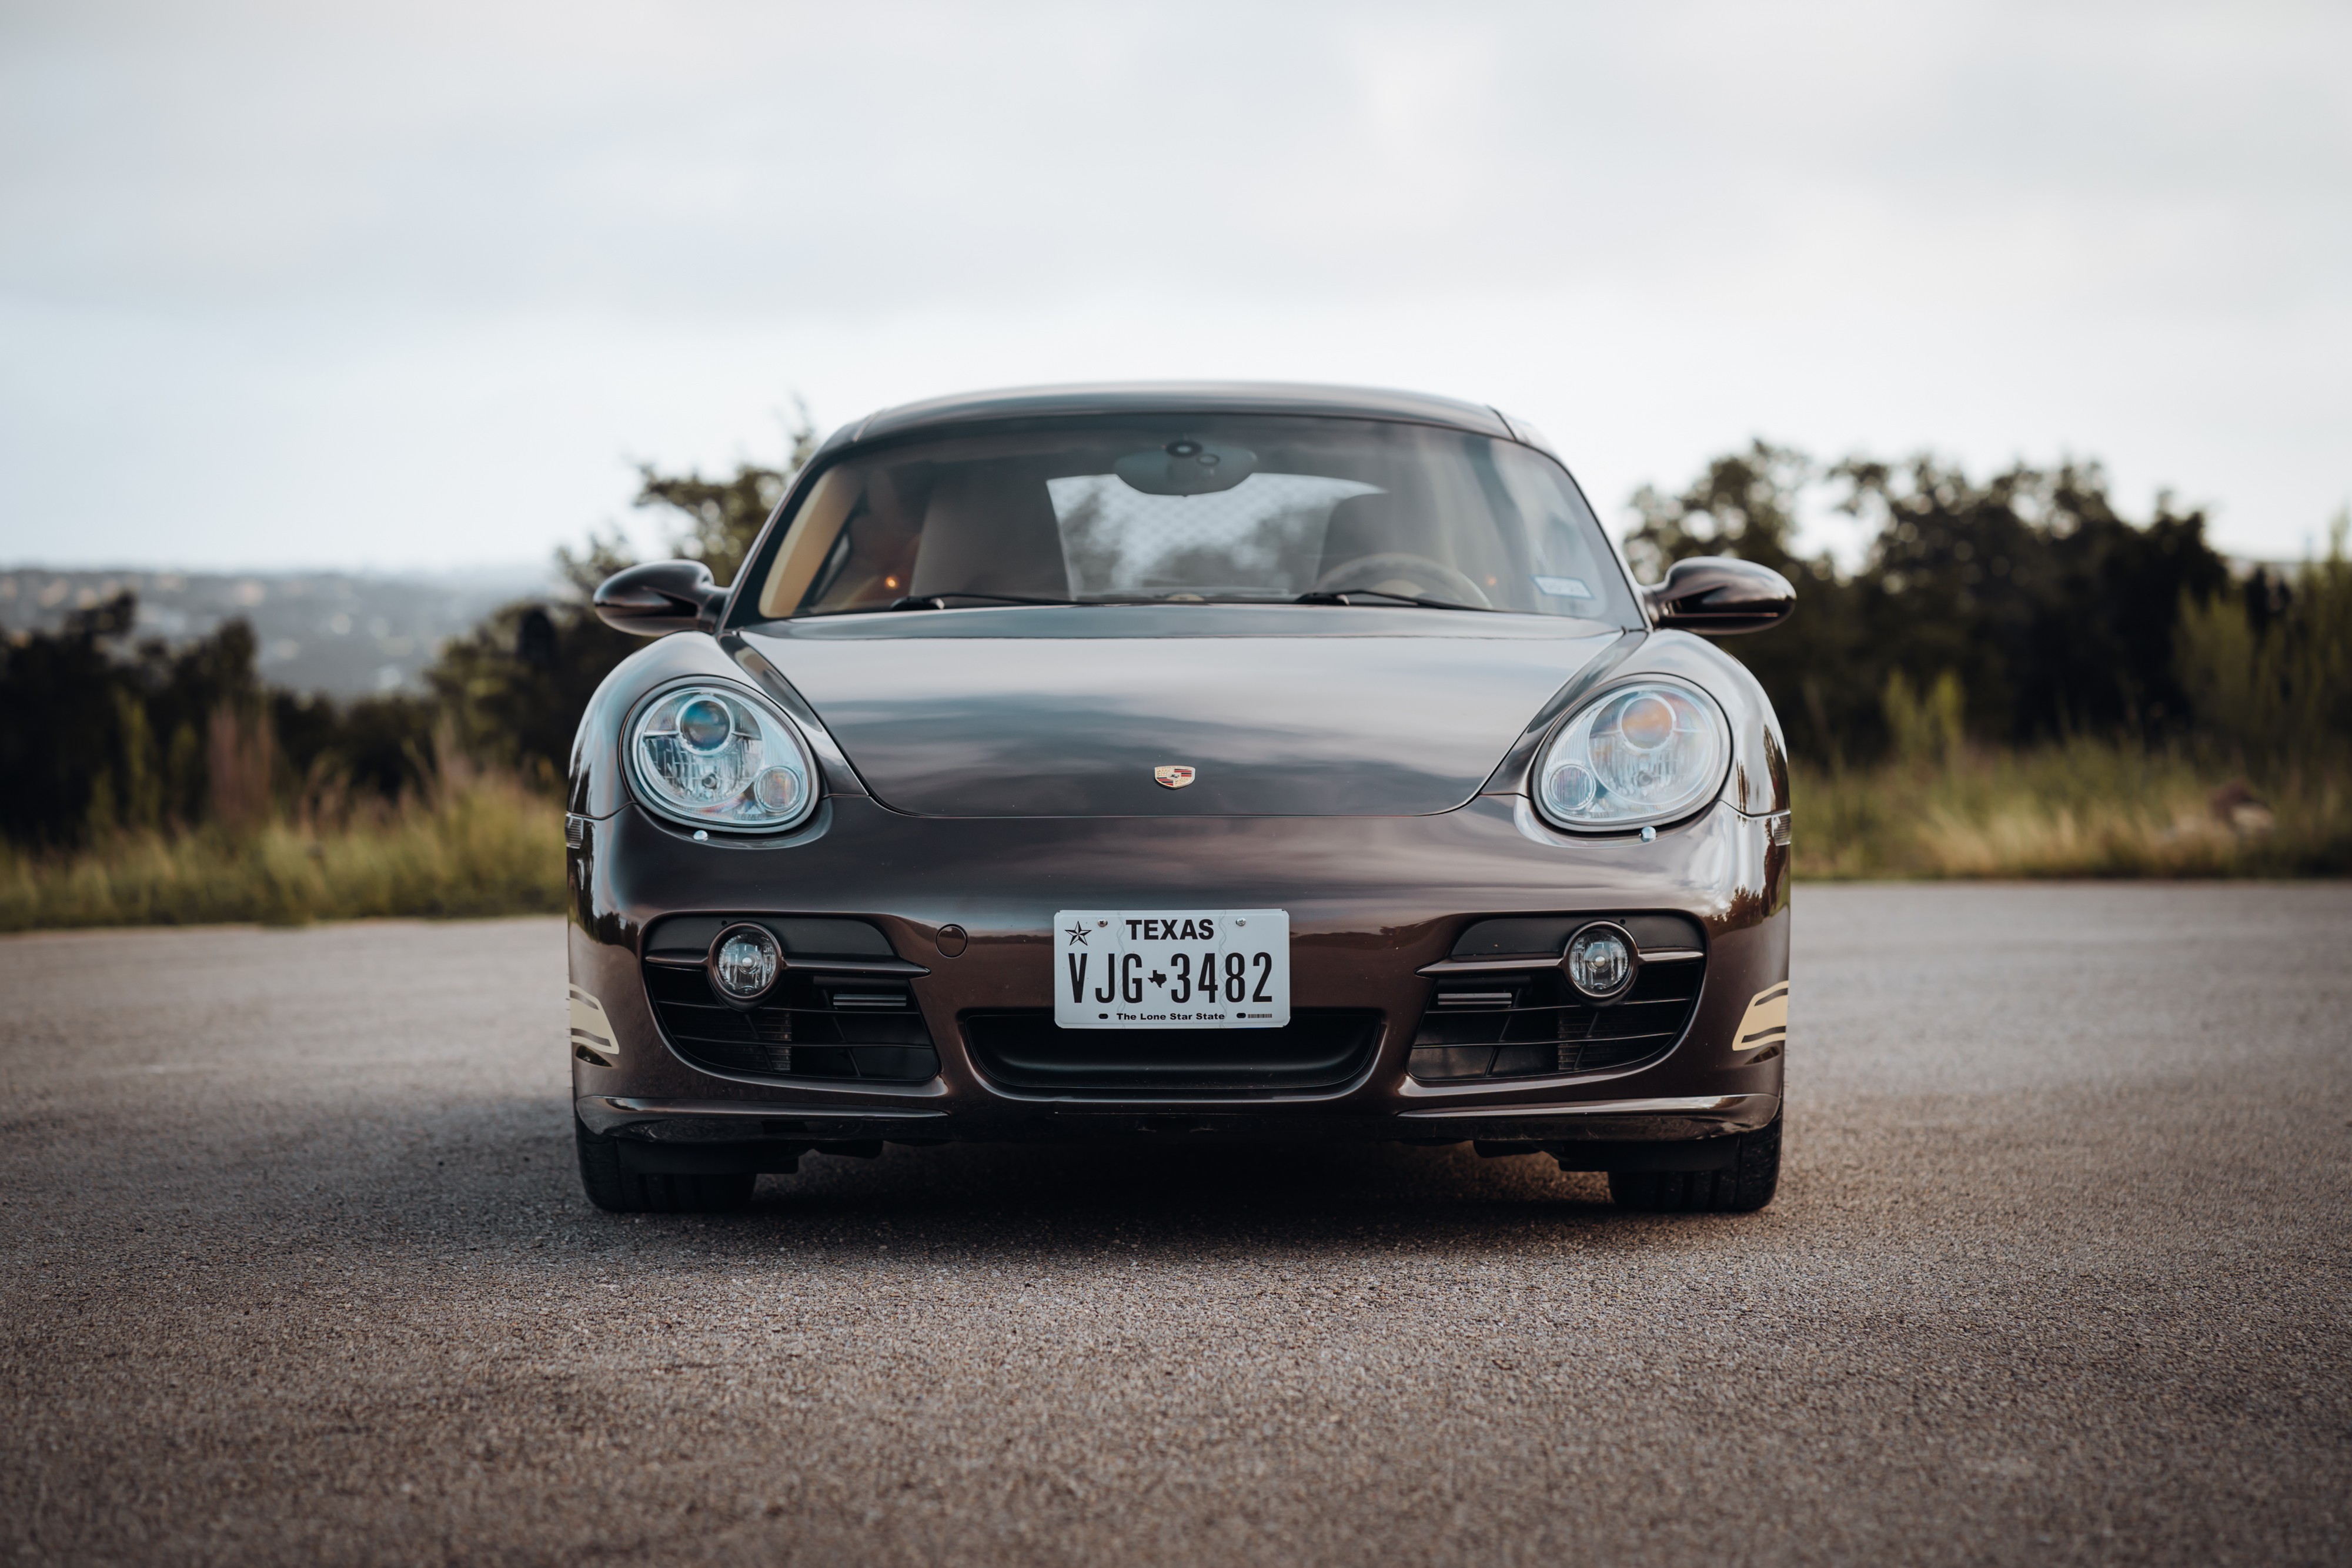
846, 380, 1519, 447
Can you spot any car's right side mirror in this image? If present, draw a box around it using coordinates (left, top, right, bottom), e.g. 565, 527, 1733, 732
1642, 556, 1796, 636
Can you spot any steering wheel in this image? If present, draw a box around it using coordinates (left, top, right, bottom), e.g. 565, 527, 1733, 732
1310, 553, 1493, 607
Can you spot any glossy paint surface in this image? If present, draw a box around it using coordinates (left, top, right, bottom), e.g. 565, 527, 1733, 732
1644, 555, 1798, 636
568, 618, 1786, 827
847, 380, 1515, 446
566, 787, 1789, 1135
562, 383, 1794, 1142
740, 607, 1623, 817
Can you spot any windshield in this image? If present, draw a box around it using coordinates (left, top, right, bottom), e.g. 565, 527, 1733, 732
748, 415, 1639, 624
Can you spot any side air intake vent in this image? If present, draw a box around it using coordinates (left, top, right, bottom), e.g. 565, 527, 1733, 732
639, 915, 937, 1084
1409, 912, 1707, 1082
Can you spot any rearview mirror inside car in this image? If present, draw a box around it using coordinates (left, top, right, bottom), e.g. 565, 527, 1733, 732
1114, 437, 1258, 496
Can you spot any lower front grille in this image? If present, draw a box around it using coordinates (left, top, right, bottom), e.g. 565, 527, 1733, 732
1408, 955, 1705, 1082
641, 961, 939, 1084
964, 1009, 1381, 1094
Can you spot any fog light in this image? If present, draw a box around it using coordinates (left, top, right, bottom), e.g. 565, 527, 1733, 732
709, 922, 782, 1004
1565, 922, 1637, 1000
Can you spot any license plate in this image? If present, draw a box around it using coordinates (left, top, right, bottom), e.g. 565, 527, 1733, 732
1053, 909, 1289, 1029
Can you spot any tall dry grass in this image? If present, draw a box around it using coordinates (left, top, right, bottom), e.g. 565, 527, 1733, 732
1792, 741, 2350, 880
0, 766, 564, 932
2, 740, 2342, 934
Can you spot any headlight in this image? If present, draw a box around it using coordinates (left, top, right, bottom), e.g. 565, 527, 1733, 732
1534, 677, 1730, 831
626, 681, 818, 834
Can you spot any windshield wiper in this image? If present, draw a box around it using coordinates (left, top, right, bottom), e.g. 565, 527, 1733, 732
1294, 589, 1492, 613
886, 592, 1081, 610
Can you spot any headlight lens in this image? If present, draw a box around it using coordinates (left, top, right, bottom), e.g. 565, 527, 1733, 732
1534, 678, 1730, 830
627, 682, 818, 833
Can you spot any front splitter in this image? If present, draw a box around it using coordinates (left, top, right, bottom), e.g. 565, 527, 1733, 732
575, 1091, 1779, 1146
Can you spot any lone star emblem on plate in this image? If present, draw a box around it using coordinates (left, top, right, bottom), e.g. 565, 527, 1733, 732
1063, 922, 1090, 945
1153, 765, 1196, 788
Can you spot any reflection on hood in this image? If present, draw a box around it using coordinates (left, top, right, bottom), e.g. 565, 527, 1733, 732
742, 617, 1619, 818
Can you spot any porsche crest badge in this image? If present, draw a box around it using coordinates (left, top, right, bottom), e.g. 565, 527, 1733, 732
1153, 765, 1197, 789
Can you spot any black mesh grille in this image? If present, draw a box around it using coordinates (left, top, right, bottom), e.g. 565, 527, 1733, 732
964, 1010, 1380, 1094
640, 961, 939, 1083
1408, 956, 1704, 1082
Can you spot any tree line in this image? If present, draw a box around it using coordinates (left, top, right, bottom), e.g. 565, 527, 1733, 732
1624, 443, 2346, 769
0, 437, 804, 848
2, 430, 2343, 849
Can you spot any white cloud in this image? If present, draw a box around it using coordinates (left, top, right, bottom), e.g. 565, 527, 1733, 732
1, 0, 2346, 569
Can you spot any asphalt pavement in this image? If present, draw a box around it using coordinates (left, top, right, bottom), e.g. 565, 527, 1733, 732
2, 884, 2348, 1566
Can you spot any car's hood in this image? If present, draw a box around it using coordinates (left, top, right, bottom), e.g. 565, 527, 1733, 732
738, 606, 1625, 817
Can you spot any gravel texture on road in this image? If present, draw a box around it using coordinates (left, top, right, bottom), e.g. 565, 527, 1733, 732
2, 884, 2348, 1566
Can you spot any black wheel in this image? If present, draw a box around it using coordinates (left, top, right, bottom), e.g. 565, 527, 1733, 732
574, 1116, 756, 1213
1608, 1114, 1781, 1213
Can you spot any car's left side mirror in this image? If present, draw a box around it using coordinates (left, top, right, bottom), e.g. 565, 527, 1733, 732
593, 560, 729, 637
1642, 556, 1796, 636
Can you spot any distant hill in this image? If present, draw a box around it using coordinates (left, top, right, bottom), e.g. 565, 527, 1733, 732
0, 566, 556, 699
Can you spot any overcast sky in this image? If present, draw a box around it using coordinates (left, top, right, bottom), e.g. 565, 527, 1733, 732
3, 0, 2346, 573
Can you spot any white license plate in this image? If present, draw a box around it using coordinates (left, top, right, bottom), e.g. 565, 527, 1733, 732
1053, 909, 1289, 1029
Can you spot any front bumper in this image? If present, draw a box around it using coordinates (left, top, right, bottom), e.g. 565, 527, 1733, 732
565, 791, 1789, 1161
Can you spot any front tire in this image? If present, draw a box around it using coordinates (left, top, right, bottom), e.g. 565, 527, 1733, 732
1608, 1113, 1781, 1213
575, 1116, 756, 1213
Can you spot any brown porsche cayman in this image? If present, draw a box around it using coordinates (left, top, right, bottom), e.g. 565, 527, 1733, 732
566, 383, 1796, 1215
